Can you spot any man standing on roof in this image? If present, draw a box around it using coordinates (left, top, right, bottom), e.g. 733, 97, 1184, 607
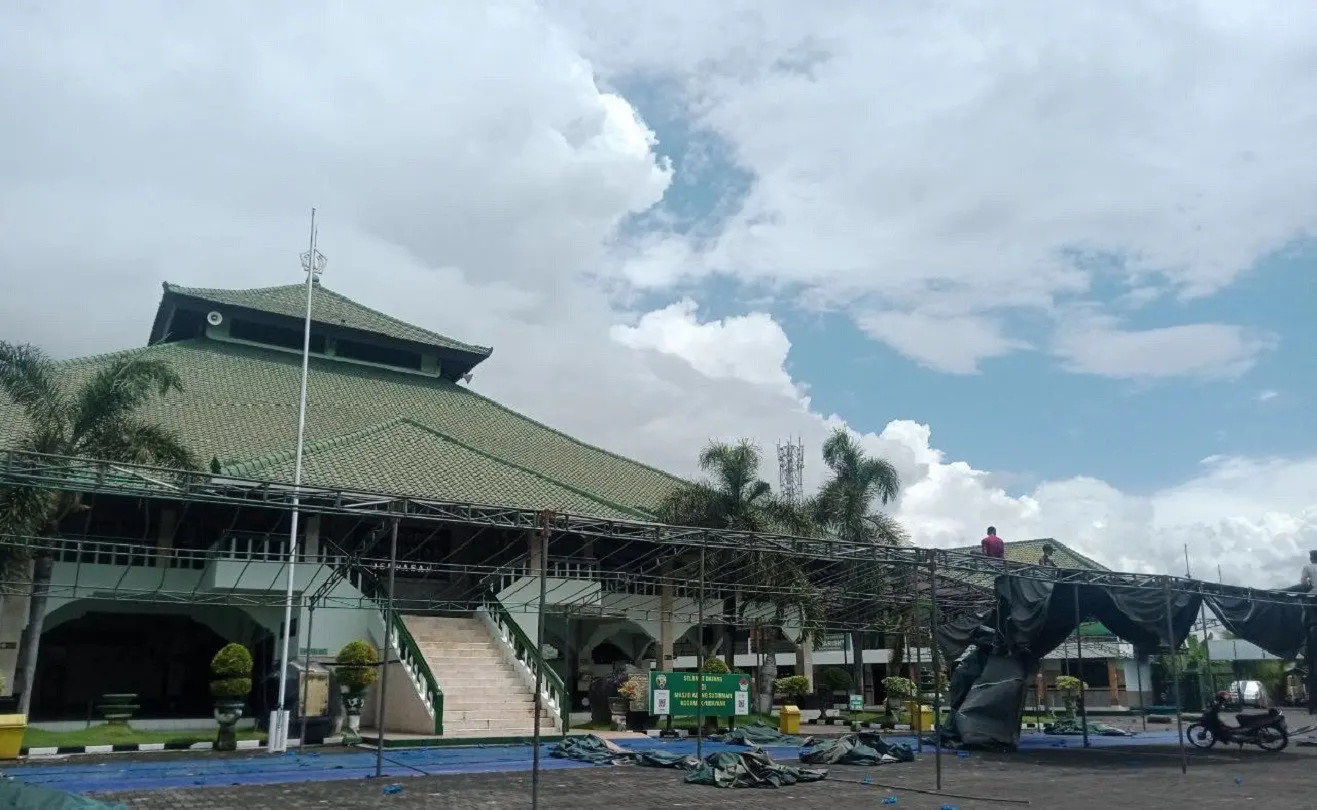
981, 526, 1005, 559
1300, 550, 1317, 593
1038, 543, 1058, 568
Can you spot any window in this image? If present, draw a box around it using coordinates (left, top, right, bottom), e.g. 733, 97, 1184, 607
335, 338, 422, 370
230, 319, 326, 354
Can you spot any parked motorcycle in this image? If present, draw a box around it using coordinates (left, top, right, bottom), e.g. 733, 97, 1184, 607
1185, 691, 1288, 752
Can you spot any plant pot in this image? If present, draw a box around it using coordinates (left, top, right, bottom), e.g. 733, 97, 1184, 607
341, 689, 367, 744
213, 699, 245, 752
607, 697, 628, 717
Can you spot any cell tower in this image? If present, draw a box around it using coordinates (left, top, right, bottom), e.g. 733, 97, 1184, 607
777, 437, 805, 503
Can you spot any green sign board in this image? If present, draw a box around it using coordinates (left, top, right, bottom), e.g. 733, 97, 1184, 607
849, 694, 864, 711
649, 671, 750, 717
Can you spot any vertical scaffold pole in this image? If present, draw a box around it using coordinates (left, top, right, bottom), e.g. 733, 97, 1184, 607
532, 511, 550, 810
696, 537, 706, 759
927, 551, 943, 791
1073, 584, 1089, 748
374, 516, 398, 779
1163, 578, 1188, 775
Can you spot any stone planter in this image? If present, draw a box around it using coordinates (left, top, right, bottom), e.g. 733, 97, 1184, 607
213, 699, 244, 752
607, 697, 628, 717
341, 689, 367, 744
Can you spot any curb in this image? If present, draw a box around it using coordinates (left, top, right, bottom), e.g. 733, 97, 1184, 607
21, 737, 345, 757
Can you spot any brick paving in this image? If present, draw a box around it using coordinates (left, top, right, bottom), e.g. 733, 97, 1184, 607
96, 742, 1316, 809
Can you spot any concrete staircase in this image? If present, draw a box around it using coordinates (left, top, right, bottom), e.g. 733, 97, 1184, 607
403, 615, 557, 738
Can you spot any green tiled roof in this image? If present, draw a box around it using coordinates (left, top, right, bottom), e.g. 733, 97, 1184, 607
953, 538, 1110, 572
164, 283, 493, 357
0, 338, 684, 519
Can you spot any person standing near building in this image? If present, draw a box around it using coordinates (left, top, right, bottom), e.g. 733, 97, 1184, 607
981, 526, 1005, 559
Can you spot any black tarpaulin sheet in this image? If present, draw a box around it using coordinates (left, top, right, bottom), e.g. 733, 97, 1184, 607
942, 574, 1204, 749
799, 732, 914, 765
550, 735, 695, 768
709, 722, 809, 747
937, 611, 994, 661
684, 750, 828, 789
995, 577, 1202, 658
1205, 591, 1310, 660
950, 653, 1032, 748
0, 780, 128, 810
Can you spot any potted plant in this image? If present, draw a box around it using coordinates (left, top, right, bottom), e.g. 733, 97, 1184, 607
210, 643, 253, 752
882, 676, 916, 728
1055, 675, 1085, 718
619, 674, 650, 730
336, 640, 380, 744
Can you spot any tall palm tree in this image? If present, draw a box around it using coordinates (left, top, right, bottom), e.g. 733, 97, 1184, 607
656, 439, 817, 672
810, 428, 906, 701
0, 343, 199, 713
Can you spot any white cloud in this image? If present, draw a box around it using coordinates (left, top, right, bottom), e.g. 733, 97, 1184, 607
1, 1, 1312, 599
856, 310, 1028, 374
1052, 314, 1277, 379
1257, 389, 1279, 402
609, 299, 797, 396
553, 0, 1316, 372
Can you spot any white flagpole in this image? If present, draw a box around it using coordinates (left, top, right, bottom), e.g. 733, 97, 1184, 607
271, 209, 324, 751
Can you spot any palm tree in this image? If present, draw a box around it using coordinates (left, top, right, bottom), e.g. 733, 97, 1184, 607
0, 343, 199, 713
810, 427, 906, 702
656, 440, 817, 673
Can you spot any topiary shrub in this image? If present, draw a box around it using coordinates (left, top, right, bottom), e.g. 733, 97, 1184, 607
774, 675, 811, 702
210, 643, 253, 700
818, 666, 852, 693
336, 640, 381, 694
701, 657, 730, 675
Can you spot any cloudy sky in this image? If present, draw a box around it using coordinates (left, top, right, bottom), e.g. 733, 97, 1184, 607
3, 1, 1315, 586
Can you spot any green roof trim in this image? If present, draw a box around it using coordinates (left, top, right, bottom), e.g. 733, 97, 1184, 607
163, 282, 493, 357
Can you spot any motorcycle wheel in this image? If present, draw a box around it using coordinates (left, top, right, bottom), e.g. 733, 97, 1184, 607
1256, 726, 1287, 752
1185, 724, 1216, 749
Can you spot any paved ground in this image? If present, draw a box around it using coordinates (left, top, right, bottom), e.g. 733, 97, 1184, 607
94, 741, 1316, 809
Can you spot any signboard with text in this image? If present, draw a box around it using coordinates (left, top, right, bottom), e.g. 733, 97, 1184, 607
649, 671, 750, 717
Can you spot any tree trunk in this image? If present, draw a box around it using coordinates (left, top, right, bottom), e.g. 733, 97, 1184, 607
13, 553, 53, 715
722, 596, 736, 669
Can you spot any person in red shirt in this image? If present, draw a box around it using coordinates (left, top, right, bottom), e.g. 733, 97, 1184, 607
981, 526, 1005, 558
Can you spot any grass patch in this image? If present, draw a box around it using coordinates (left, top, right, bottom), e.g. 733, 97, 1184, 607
23, 725, 265, 749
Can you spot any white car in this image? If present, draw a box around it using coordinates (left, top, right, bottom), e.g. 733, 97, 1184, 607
1224, 680, 1270, 709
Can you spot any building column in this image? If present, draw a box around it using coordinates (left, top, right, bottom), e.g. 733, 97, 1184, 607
795, 640, 815, 691
0, 562, 32, 695
155, 508, 177, 568
1107, 660, 1121, 706
527, 528, 543, 573
659, 572, 675, 670
304, 515, 321, 562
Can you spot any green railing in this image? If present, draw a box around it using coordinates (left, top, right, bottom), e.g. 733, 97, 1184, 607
483, 592, 568, 732
389, 612, 445, 736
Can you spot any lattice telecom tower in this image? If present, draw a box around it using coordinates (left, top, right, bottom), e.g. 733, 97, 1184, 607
777, 437, 805, 504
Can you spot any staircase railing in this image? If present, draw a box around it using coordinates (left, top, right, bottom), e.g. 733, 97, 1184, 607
317, 538, 445, 736
481, 590, 568, 732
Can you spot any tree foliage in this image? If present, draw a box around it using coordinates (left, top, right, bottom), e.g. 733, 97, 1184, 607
0, 342, 200, 713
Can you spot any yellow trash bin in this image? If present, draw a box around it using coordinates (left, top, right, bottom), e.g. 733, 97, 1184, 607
778, 705, 801, 735
904, 701, 935, 731
0, 714, 26, 760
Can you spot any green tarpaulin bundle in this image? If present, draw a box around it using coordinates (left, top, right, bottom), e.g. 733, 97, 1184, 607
799, 732, 915, 766
708, 722, 810, 747
550, 735, 695, 768
685, 749, 828, 789
1043, 717, 1133, 737
0, 779, 128, 810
